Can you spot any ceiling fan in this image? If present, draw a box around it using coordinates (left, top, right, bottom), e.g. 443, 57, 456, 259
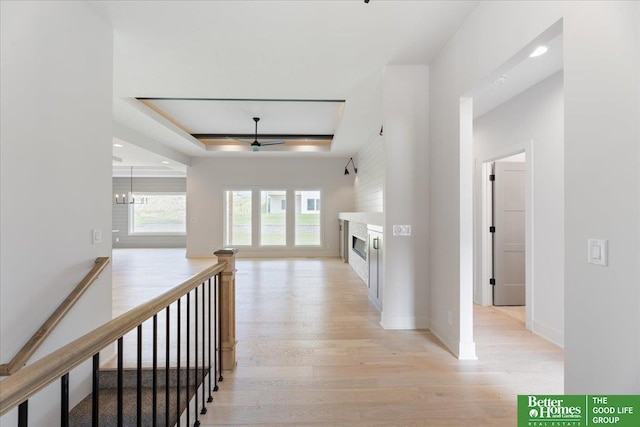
239, 117, 285, 152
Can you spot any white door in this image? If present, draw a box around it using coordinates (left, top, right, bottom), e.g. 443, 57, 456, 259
493, 161, 526, 306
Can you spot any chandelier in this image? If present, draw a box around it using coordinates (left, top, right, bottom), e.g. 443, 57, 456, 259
115, 166, 147, 205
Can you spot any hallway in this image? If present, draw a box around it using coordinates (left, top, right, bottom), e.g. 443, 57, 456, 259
113, 250, 563, 426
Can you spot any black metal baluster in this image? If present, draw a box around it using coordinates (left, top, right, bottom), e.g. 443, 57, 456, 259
176, 298, 181, 427
152, 314, 157, 427
165, 306, 170, 427
207, 278, 213, 402
186, 292, 191, 426
218, 275, 223, 382
137, 325, 142, 427
18, 400, 27, 427
213, 275, 219, 391
117, 337, 123, 427
201, 282, 208, 413
61, 373, 69, 427
194, 286, 200, 426
92, 353, 99, 427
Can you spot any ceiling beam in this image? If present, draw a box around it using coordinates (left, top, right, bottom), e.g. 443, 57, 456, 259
192, 133, 334, 140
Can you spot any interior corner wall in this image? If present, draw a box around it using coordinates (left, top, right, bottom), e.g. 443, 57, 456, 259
381, 65, 430, 330
474, 71, 565, 346
429, 0, 639, 392
186, 157, 354, 257
354, 134, 385, 213
0, 1, 113, 424
113, 177, 187, 248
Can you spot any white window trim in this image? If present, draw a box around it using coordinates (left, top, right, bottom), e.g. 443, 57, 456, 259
128, 192, 187, 236
294, 189, 323, 247
259, 190, 287, 247
222, 188, 324, 250
223, 189, 253, 247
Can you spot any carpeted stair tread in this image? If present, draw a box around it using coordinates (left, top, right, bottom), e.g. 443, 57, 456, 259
69, 368, 209, 426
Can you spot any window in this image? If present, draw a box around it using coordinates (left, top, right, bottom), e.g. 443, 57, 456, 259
223, 189, 322, 249
129, 193, 186, 234
306, 198, 320, 212
225, 190, 252, 245
260, 190, 286, 246
295, 190, 321, 246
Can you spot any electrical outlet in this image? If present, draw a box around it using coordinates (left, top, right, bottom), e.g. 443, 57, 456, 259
392, 225, 412, 236
447, 311, 453, 326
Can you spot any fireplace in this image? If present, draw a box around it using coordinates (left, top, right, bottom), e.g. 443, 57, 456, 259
352, 236, 367, 260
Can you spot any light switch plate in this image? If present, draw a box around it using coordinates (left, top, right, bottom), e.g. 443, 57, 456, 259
587, 238, 607, 266
393, 225, 412, 236
92, 228, 102, 244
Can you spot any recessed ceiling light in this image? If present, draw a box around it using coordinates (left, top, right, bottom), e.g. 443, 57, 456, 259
113, 143, 123, 147
161, 161, 170, 164
529, 45, 549, 58
494, 74, 508, 85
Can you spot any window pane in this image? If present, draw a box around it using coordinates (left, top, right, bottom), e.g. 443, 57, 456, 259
226, 190, 252, 245
261, 190, 286, 246
131, 193, 186, 234
295, 190, 321, 245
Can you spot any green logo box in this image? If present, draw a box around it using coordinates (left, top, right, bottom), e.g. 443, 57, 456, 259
518, 395, 640, 427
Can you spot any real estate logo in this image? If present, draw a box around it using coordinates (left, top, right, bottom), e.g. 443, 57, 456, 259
519, 395, 584, 426
518, 395, 640, 427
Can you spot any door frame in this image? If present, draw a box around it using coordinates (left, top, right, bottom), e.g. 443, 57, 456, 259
477, 140, 534, 331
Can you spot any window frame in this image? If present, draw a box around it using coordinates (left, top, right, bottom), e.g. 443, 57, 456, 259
128, 191, 187, 236
294, 189, 323, 247
259, 189, 287, 247
223, 189, 254, 247
222, 188, 324, 250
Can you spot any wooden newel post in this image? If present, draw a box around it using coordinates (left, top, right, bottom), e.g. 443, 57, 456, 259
214, 248, 238, 372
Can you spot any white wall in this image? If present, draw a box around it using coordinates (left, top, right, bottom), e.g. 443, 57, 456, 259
563, 2, 639, 394
186, 157, 354, 257
0, 1, 113, 423
354, 134, 385, 212
474, 71, 564, 346
381, 66, 430, 329
429, 1, 639, 392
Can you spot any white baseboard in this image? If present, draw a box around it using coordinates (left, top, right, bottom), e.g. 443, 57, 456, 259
458, 340, 478, 360
380, 315, 429, 330
532, 319, 564, 348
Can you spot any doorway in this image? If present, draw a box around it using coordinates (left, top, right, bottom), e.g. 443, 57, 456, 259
478, 146, 533, 330
491, 154, 526, 307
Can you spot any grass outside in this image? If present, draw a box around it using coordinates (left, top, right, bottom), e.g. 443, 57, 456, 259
230, 226, 320, 246
132, 194, 186, 232
232, 213, 319, 225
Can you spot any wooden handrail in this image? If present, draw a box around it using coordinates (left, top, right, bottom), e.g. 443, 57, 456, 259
0, 261, 226, 416
0, 257, 111, 377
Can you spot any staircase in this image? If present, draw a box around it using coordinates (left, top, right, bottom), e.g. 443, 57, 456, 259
69, 367, 207, 426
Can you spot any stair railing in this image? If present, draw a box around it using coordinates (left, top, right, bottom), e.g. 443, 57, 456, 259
0, 257, 111, 376
0, 248, 238, 426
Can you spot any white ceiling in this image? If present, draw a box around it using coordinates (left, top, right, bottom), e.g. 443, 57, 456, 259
473, 33, 564, 118
89, 0, 480, 173
91, 1, 565, 177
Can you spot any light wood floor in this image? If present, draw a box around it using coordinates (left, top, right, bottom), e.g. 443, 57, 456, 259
494, 305, 526, 324
112, 249, 564, 426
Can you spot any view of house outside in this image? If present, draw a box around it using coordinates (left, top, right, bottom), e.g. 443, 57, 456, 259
295, 190, 321, 245
261, 190, 286, 245
225, 190, 321, 246
226, 190, 252, 245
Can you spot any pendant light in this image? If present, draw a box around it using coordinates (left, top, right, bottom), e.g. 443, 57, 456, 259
115, 166, 147, 204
